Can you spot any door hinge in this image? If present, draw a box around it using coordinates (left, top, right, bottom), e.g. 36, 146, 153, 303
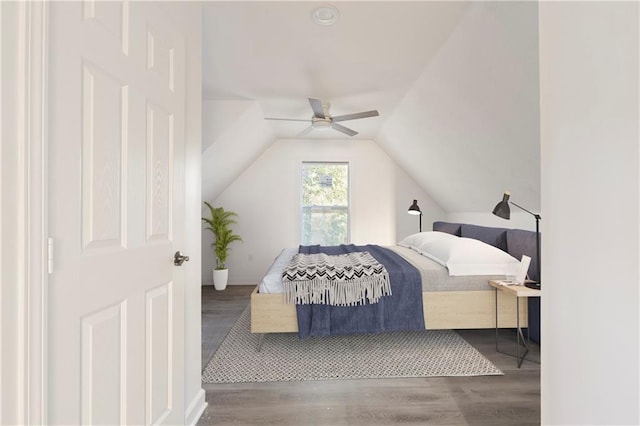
47, 237, 54, 274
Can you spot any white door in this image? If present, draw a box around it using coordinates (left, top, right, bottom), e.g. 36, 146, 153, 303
48, 2, 187, 424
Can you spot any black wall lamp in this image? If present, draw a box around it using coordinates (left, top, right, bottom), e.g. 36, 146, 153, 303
492, 192, 542, 290
408, 199, 422, 232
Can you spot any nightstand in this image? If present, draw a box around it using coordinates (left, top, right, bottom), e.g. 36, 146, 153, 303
488, 280, 541, 368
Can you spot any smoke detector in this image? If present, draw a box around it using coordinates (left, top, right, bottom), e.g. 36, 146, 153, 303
312, 5, 340, 26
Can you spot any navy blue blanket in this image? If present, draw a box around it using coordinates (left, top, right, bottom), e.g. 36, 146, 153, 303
295, 244, 425, 338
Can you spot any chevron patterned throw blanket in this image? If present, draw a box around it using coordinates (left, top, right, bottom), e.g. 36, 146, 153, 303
282, 251, 392, 306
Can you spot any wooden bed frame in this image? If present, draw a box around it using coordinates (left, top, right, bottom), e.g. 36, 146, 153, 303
251, 221, 539, 337
250, 285, 527, 334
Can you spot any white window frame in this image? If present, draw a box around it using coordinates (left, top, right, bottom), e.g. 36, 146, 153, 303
300, 161, 350, 245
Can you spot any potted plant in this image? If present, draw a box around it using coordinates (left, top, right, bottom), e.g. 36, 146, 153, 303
202, 202, 242, 290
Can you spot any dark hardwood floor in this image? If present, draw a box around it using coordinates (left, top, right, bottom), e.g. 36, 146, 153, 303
198, 285, 540, 426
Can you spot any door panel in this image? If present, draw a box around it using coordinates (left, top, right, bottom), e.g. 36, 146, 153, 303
80, 302, 127, 425
48, 2, 186, 424
146, 102, 173, 241
146, 283, 172, 425
81, 61, 127, 250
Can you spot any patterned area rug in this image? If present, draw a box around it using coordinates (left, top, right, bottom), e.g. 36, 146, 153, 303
202, 307, 502, 383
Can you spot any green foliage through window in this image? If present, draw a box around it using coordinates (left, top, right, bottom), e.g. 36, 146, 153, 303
301, 163, 349, 245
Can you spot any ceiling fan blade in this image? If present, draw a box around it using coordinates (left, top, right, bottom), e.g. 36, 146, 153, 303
308, 98, 326, 119
264, 118, 311, 122
332, 110, 379, 122
296, 126, 314, 137
331, 122, 358, 136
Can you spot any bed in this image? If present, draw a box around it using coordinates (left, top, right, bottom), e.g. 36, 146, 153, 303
251, 221, 540, 339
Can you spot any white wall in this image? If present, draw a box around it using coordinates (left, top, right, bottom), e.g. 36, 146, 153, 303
377, 1, 540, 213
201, 99, 274, 200
395, 166, 444, 241
205, 138, 444, 285
540, 2, 639, 424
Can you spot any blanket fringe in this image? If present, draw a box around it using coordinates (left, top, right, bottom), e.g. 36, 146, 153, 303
283, 273, 392, 306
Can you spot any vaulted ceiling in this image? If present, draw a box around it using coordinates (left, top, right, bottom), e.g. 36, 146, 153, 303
201, 1, 540, 212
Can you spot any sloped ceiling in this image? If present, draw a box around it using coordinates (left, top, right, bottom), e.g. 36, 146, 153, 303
378, 2, 540, 212
201, 100, 274, 199
202, 1, 540, 211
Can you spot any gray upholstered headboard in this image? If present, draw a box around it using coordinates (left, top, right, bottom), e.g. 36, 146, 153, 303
433, 220, 541, 343
432, 221, 540, 282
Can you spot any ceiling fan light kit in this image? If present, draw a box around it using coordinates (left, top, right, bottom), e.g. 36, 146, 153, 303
312, 119, 332, 130
264, 97, 379, 137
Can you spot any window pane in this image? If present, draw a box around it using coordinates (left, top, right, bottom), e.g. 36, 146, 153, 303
301, 163, 349, 245
301, 208, 348, 246
301, 163, 348, 207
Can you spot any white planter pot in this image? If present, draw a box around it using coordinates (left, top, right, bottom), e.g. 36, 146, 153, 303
212, 269, 229, 291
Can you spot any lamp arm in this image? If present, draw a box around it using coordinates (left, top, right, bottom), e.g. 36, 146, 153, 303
510, 201, 542, 220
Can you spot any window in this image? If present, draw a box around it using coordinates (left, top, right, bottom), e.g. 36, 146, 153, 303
301, 162, 349, 245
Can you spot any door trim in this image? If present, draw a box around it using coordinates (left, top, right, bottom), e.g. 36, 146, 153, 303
0, 1, 47, 424
11, 2, 49, 424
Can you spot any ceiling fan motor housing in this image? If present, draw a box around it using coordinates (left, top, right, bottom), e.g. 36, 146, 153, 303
312, 117, 332, 130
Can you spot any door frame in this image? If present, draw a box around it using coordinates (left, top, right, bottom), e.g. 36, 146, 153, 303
1, 2, 48, 424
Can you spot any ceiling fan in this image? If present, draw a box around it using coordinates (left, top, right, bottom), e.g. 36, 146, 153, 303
264, 98, 379, 136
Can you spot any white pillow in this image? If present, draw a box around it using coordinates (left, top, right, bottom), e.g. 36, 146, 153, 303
397, 231, 458, 251
416, 237, 521, 276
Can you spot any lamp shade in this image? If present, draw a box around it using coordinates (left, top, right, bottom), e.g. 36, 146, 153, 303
408, 199, 421, 215
492, 192, 511, 220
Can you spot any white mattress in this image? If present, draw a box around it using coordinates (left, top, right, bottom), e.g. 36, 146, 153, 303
258, 248, 298, 293
258, 246, 507, 294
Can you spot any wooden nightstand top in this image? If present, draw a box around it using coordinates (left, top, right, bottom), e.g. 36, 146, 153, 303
489, 280, 541, 298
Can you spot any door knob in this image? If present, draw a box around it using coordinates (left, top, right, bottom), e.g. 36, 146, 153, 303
174, 251, 190, 266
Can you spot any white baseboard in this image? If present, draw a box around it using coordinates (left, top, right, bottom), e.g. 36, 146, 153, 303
185, 388, 207, 426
